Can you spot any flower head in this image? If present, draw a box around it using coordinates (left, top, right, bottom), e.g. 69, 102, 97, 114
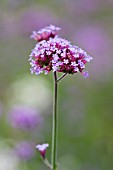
31, 25, 61, 42
29, 25, 93, 78
36, 143, 49, 158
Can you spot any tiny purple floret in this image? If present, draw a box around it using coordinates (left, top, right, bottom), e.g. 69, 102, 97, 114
36, 143, 49, 158
82, 71, 89, 78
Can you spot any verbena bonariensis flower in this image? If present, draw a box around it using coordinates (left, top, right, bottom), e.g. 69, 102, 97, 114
36, 143, 49, 158
29, 25, 93, 78
15, 141, 34, 160
9, 105, 41, 130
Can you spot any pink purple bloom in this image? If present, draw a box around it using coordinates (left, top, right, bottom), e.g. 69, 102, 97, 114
36, 143, 49, 158
29, 25, 93, 78
9, 105, 42, 130
31, 25, 61, 42
15, 141, 34, 160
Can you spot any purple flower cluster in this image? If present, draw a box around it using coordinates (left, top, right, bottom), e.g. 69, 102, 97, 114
31, 25, 61, 42
29, 25, 93, 78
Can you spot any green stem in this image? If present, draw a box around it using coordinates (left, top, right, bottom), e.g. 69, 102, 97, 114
51, 71, 58, 170
43, 158, 52, 169
57, 73, 67, 83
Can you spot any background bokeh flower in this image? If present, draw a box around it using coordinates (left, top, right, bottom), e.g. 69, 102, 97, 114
74, 25, 113, 80
9, 105, 42, 130
15, 141, 35, 160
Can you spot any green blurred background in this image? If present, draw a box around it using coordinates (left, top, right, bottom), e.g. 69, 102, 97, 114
0, 0, 113, 169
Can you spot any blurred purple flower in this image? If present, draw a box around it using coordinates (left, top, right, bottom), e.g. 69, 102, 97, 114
65, 0, 101, 15
19, 9, 59, 35
74, 25, 113, 79
9, 105, 42, 130
0, 16, 19, 40
74, 26, 110, 54
0, 7, 59, 40
15, 141, 34, 160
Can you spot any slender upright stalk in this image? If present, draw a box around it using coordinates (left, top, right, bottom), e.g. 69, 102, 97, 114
51, 71, 58, 170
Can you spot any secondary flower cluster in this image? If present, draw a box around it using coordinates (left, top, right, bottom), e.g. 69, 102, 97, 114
29, 25, 93, 78
31, 25, 61, 42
